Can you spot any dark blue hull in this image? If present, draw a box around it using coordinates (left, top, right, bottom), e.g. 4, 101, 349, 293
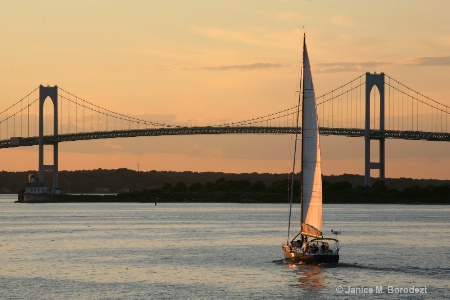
283, 252, 339, 264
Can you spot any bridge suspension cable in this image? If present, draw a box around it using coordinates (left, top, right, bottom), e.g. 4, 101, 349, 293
385, 75, 449, 133
58, 87, 174, 132
215, 74, 367, 129
214, 72, 449, 135
0, 88, 39, 140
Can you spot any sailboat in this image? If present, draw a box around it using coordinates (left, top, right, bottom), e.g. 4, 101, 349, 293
282, 36, 340, 264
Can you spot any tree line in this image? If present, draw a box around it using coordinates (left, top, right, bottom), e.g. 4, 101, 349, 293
118, 177, 450, 204
1, 169, 449, 203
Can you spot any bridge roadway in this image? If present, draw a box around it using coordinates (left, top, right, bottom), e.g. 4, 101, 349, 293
1, 126, 449, 149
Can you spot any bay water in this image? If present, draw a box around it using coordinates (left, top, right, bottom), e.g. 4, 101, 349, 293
0, 195, 448, 299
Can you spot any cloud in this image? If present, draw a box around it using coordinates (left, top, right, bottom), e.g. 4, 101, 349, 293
191, 26, 297, 51
317, 56, 450, 73
192, 27, 266, 47
316, 61, 390, 73
184, 62, 285, 71
404, 56, 450, 66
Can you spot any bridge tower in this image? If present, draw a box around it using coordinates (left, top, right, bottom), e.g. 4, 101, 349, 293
365, 73, 385, 186
39, 85, 60, 193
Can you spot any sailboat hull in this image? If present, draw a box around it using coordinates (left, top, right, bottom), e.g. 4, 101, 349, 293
282, 246, 339, 264
283, 252, 339, 264
282, 237, 340, 264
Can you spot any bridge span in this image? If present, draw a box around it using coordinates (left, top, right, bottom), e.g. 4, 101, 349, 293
2, 126, 448, 149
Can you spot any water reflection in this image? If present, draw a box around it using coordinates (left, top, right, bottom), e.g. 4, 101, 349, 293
292, 264, 327, 290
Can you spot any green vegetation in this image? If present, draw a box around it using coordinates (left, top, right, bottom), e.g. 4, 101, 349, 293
114, 178, 449, 204
115, 178, 299, 203
323, 180, 450, 204
2, 169, 449, 204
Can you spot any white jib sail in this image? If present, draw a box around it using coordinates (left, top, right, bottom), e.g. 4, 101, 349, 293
301, 39, 323, 238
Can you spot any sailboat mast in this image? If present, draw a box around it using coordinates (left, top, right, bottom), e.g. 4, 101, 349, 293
286, 36, 304, 244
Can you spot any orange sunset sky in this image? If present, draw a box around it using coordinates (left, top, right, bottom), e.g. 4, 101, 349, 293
1, 0, 449, 180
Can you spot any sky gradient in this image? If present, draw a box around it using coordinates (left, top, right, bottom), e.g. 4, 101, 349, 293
1, 0, 449, 180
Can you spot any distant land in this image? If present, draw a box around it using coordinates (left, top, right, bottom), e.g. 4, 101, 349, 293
1, 168, 449, 194
3, 169, 450, 204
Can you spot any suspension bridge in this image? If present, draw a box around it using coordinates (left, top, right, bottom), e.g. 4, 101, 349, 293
1, 72, 449, 190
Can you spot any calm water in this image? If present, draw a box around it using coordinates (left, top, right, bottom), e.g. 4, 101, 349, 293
0, 195, 448, 299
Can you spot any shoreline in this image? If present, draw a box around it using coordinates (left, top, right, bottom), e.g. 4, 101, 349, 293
14, 193, 450, 205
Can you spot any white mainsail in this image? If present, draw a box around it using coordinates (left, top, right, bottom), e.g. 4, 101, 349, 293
301, 38, 323, 238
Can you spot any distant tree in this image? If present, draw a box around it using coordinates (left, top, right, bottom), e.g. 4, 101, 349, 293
231, 180, 252, 191
400, 185, 423, 198
188, 182, 203, 192
171, 182, 188, 192
204, 182, 214, 192
326, 181, 352, 194
161, 183, 172, 192
250, 180, 267, 192
371, 180, 386, 192
215, 178, 226, 186
432, 184, 450, 197
214, 178, 228, 191
270, 179, 297, 194
322, 180, 330, 190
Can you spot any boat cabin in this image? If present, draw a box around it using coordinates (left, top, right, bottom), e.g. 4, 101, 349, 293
289, 238, 339, 255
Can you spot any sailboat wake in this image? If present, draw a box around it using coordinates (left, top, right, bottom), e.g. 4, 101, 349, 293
337, 262, 449, 277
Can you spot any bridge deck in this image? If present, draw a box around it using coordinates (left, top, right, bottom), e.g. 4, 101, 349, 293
1, 126, 449, 148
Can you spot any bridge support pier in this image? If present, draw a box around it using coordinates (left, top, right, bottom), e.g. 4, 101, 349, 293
365, 73, 385, 187
39, 85, 60, 193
